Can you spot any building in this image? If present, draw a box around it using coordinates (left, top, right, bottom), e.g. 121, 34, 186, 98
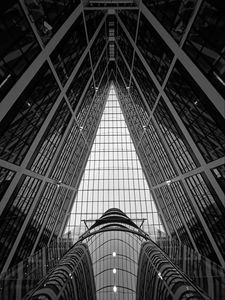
0, 0, 224, 289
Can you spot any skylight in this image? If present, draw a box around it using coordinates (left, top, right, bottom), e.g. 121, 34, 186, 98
64, 84, 164, 241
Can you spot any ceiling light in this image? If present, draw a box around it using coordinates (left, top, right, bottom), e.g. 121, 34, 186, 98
113, 286, 117, 293
113, 268, 116, 274
112, 252, 116, 256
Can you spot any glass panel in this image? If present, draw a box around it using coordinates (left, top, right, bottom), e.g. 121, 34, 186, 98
50, 14, 86, 85
137, 13, 173, 83
76, 80, 95, 128
0, 2, 40, 101
118, 9, 138, 40
50, 121, 80, 181
94, 49, 107, 87
184, 1, 225, 97
64, 84, 164, 241
10, 182, 58, 266
85, 10, 105, 41
129, 78, 149, 126
165, 62, 225, 163
170, 180, 217, 260
90, 24, 106, 69
63, 135, 86, 186
117, 22, 134, 67
146, 120, 177, 180
141, 134, 164, 184
37, 186, 68, 250
0, 167, 15, 202
66, 54, 92, 110
24, 0, 80, 44
28, 99, 72, 175
117, 50, 130, 86
211, 164, 225, 193
0, 63, 60, 165
143, 0, 197, 43
0, 175, 41, 271
186, 172, 225, 260
133, 54, 159, 110
154, 97, 198, 173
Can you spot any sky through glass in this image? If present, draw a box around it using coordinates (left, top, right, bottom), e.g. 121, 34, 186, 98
64, 84, 164, 241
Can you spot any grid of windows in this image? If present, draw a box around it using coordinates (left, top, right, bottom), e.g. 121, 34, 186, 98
159, 185, 192, 246
145, 120, 177, 180
37, 186, 68, 250
24, 0, 80, 44
50, 14, 87, 86
50, 121, 80, 181
84, 10, 105, 41
94, 49, 107, 87
63, 135, 85, 186
133, 54, 159, 111
0, 0, 224, 275
117, 50, 130, 87
154, 97, 198, 173
170, 180, 216, 259
117, 22, 134, 67
0, 2, 40, 101
165, 62, 225, 163
130, 79, 149, 126
76, 80, 95, 128
211, 164, 225, 193
10, 182, 57, 266
118, 9, 138, 41
66, 54, 92, 111
186, 173, 225, 258
90, 24, 106, 69
184, 1, 225, 98
116, 73, 144, 140
0, 63, 60, 165
137, 144, 157, 187
154, 188, 176, 237
0, 175, 41, 271
0, 167, 15, 202
137, 13, 174, 84
65, 85, 164, 241
141, 134, 164, 184
143, 0, 197, 43
29, 99, 72, 175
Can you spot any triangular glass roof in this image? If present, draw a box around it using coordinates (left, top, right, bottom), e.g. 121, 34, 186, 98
64, 83, 165, 241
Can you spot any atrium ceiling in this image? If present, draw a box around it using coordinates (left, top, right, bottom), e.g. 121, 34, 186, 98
0, 0, 225, 274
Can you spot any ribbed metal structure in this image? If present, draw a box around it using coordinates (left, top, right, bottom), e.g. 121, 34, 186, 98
0, 0, 224, 277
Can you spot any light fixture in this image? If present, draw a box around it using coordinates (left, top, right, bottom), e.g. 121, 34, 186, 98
113, 268, 116, 274
166, 180, 172, 186
158, 272, 163, 280
113, 286, 117, 293
112, 252, 116, 257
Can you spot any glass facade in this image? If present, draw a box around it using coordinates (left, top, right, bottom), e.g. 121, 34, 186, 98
0, 0, 224, 286
65, 85, 164, 241
0, 2, 40, 101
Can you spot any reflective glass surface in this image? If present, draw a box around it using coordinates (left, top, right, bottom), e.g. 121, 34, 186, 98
0, 2, 40, 101
184, 1, 225, 97
64, 85, 164, 241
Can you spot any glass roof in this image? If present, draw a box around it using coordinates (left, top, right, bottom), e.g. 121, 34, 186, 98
64, 83, 164, 241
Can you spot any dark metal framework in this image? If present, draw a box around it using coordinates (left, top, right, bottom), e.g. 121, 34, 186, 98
0, 0, 224, 276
